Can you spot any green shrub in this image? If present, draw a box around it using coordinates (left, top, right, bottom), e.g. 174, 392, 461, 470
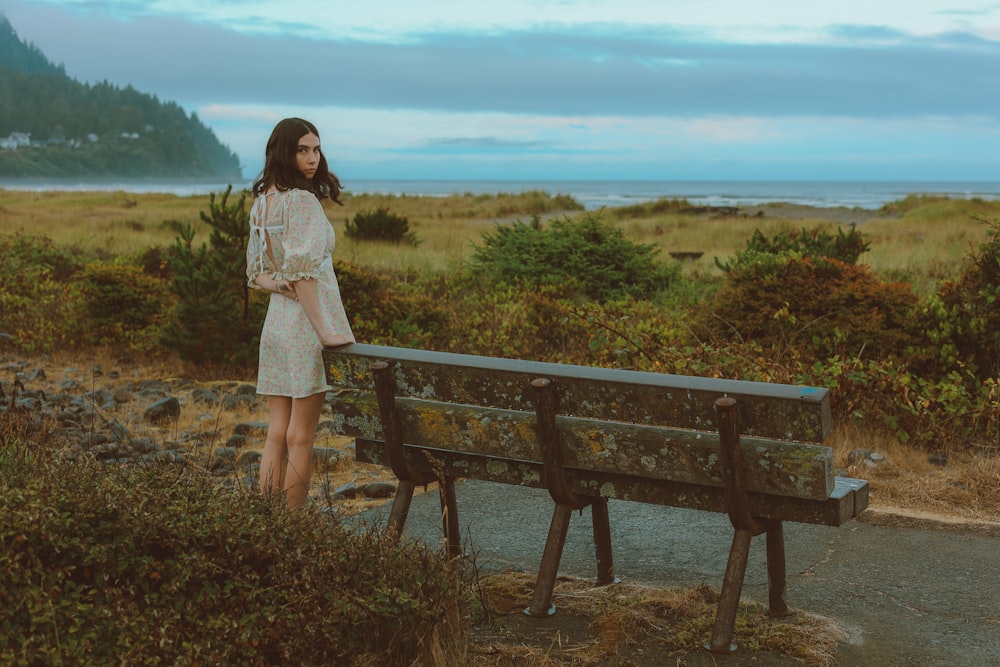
0, 232, 83, 282
706, 252, 918, 363
716, 224, 870, 270
0, 416, 468, 666
0, 233, 84, 352
470, 212, 679, 302
334, 260, 447, 348
78, 261, 170, 350
346, 206, 419, 244
917, 216, 1000, 378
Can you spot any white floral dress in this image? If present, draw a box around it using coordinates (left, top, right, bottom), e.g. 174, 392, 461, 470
246, 188, 355, 398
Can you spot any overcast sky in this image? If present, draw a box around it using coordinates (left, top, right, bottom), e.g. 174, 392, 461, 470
4, 0, 1000, 181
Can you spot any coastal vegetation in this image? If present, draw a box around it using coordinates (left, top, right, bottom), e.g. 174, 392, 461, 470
2, 187, 998, 447
2, 186, 999, 665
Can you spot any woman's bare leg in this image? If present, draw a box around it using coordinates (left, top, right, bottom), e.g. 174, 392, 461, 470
283, 392, 327, 511
259, 395, 293, 499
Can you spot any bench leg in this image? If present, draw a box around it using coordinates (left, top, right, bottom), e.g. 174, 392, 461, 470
386, 479, 416, 540
706, 527, 753, 653
766, 521, 793, 617
439, 477, 462, 559
591, 497, 616, 585
526, 503, 574, 617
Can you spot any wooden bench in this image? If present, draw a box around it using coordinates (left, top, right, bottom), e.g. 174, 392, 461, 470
323, 343, 869, 653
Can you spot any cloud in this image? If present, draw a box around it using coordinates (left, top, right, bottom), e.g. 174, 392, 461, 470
7, 4, 999, 122
418, 136, 553, 150
5, 1, 999, 181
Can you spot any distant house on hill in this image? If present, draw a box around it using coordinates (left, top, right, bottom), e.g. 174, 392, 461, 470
0, 132, 31, 150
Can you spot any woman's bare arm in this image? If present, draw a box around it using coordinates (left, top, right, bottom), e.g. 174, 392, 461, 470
294, 279, 354, 347
253, 274, 297, 298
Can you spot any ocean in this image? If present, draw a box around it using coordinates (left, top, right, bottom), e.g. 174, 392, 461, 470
3, 178, 1000, 211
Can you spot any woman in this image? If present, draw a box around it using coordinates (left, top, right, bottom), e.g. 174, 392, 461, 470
246, 117, 355, 510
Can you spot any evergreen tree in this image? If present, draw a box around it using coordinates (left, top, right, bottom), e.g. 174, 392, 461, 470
162, 187, 265, 367
0, 16, 242, 178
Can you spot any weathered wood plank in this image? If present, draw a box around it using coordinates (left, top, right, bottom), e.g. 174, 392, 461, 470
329, 392, 835, 500
355, 439, 867, 526
324, 344, 832, 442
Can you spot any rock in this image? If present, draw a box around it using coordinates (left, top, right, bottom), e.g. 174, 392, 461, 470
233, 422, 268, 437
60, 379, 83, 392
112, 386, 135, 404
82, 433, 109, 447
849, 448, 890, 469
143, 397, 180, 424
91, 442, 124, 460
928, 453, 948, 467
237, 450, 262, 468
331, 481, 357, 499
223, 393, 256, 410
192, 388, 220, 407
225, 433, 247, 448
847, 448, 873, 466
85, 389, 115, 410
109, 424, 132, 443
313, 447, 343, 471
139, 379, 171, 395
211, 446, 238, 471
235, 384, 257, 396
130, 438, 159, 455
362, 481, 397, 499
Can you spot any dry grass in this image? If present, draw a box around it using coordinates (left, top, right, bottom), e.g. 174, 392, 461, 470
828, 421, 1000, 528
5, 188, 1000, 291
466, 572, 846, 666
0, 188, 211, 256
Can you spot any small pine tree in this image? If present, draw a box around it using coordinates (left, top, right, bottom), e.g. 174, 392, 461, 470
161, 186, 265, 366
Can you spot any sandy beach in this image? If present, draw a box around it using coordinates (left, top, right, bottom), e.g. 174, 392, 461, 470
736, 203, 887, 225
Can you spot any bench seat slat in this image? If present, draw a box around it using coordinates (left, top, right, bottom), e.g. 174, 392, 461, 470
330, 392, 835, 501
325, 344, 832, 442
355, 439, 868, 526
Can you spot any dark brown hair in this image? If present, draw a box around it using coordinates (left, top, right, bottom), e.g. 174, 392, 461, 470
251, 117, 343, 204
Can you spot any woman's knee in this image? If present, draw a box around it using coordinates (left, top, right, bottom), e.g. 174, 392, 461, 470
285, 427, 315, 451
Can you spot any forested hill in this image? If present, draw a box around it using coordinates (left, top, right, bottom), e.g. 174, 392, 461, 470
0, 16, 242, 179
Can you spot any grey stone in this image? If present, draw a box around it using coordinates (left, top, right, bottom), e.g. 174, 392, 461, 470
362, 481, 397, 499
313, 447, 344, 471
847, 448, 873, 466
332, 481, 357, 499
143, 396, 180, 424
237, 450, 262, 468
192, 388, 220, 406
233, 422, 268, 437
223, 393, 256, 410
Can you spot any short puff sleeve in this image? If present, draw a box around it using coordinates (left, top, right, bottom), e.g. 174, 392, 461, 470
273, 190, 331, 282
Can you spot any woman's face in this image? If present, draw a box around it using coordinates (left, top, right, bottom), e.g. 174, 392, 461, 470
295, 132, 321, 179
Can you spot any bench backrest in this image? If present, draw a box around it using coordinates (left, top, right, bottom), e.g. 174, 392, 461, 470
324, 344, 837, 502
